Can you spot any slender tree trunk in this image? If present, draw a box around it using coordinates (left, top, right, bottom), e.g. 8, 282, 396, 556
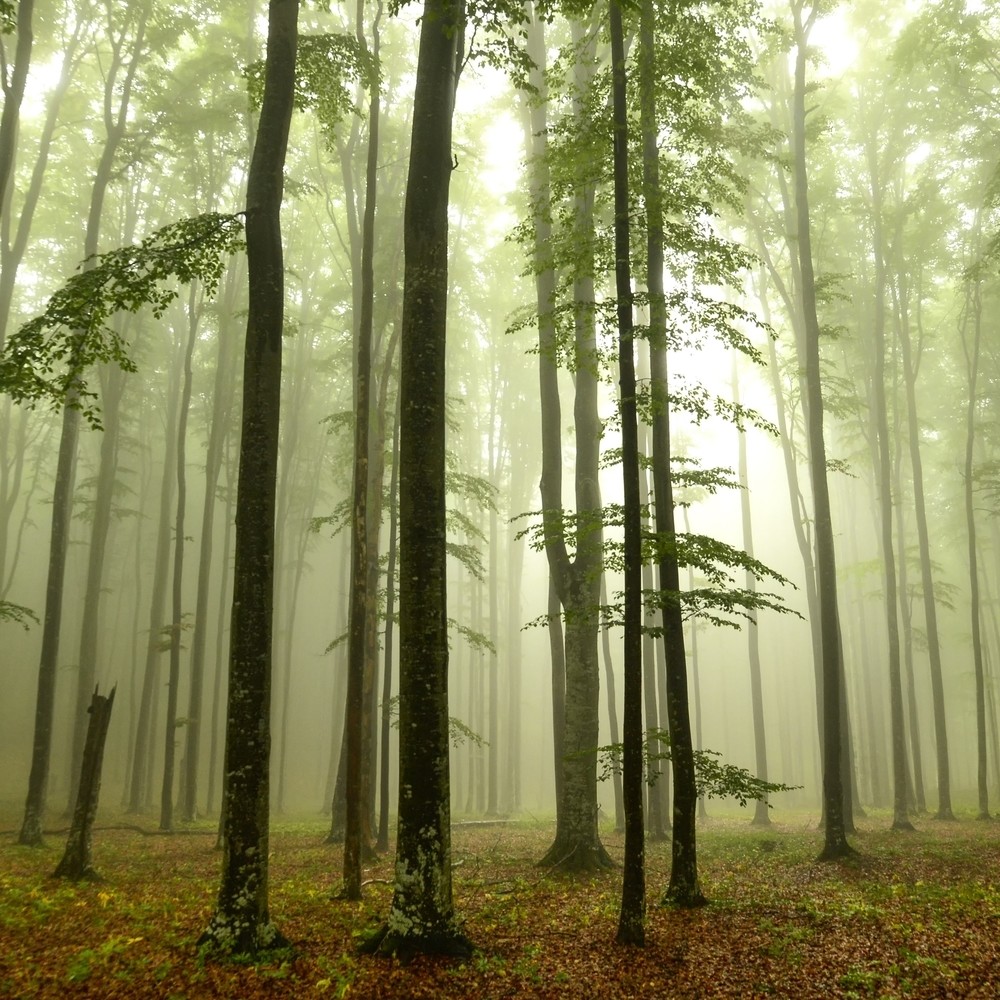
961, 271, 988, 819
0, 1, 34, 332
865, 132, 912, 831
160, 288, 199, 831
791, 0, 852, 859
199, 0, 297, 954
183, 267, 242, 821
640, 0, 701, 903
896, 249, 953, 821
66, 362, 125, 812
600, 575, 625, 832
19, 0, 149, 843
529, 9, 611, 874
363, 0, 470, 956
376, 394, 400, 852
611, 0, 644, 944
733, 366, 771, 827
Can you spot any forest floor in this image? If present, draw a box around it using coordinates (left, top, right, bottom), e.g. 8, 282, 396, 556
1, 808, 999, 998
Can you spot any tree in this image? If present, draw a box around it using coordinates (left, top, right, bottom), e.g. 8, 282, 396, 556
790, 0, 853, 860
361, 0, 472, 957
610, 0, 644, 947
198, 0, 298, 955
526, 6, 614, 874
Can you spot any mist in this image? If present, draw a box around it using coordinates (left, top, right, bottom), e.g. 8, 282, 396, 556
1, 0, 998, 947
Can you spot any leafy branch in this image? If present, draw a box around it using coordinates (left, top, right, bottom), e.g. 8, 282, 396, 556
596, 729, 799, 807
0, 213, 245, 427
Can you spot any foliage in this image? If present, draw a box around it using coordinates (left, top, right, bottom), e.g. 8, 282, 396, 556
596, 729, 799, 806
0, 213, 245, 427
246, 33, 377, 144
0, 600, 38, 629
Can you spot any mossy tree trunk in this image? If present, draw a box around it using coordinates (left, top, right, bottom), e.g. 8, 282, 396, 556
198, 0, 298, 956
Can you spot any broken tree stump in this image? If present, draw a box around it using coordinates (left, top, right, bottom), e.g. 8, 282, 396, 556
54, 685, 116, 880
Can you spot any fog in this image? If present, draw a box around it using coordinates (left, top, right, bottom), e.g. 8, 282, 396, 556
1, 0, 997, 844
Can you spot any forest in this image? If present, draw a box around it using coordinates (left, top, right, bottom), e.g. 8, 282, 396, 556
2, 0, 1000, 995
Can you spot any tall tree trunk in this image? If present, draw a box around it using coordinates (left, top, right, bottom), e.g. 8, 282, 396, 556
600, 575, 626, 832
792, 0, 852, 859
341, 0, 383, 898
128, 359, 181, 813
66, 360, 125, 812
865, 131, 912, 831
640, 0, 702, 904
0, 0, 34, 333
961, 269, 988, 819
530, 8, 611, 874
733, 365, 771, 828
199, 0, 297, 954
376, 394, 400, 852
160, 287, 199, 831
19, 2, 148, 843
363, 0, 470, 957
896, 233, 953, 822
611, 0, 644, 944
183, 266, 243, 821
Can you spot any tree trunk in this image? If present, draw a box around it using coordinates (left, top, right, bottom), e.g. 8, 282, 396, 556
733, 365, 771, 827
183, 266, 243, 821
529, 9, 611, 874
363, 0, 470, 957
961, 267, 988, 819
864, 130, 912, 832
54, 686, 116, 881
639, 0, 702, 905
894, 241, 953, 821
791, 0, 852, 860
160, 288, 198, 832
199, 0, 297, 954
376, 394, 400, 852
611, 0, 644, 945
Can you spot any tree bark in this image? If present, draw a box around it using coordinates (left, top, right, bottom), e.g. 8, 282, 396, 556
199, 0, 297, 955
362, 0, 470, 957
611, 0, 644, 946
54, 686, 116, 881
791, 0, 852, 860
864, 130, 912, 832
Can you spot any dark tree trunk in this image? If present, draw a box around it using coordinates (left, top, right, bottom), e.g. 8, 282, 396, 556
54, 686, 116, 881
67, 362, 125, 813
198, 0, 298, 955
161, 288, 198, 832
961, 268, 989, 819
791, 1, 853, 860
18, 401, 79, 845
362, 0, 470, 958
611, 0, 644, 946
638, 0, 702, 906
341, 0, 382, 900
